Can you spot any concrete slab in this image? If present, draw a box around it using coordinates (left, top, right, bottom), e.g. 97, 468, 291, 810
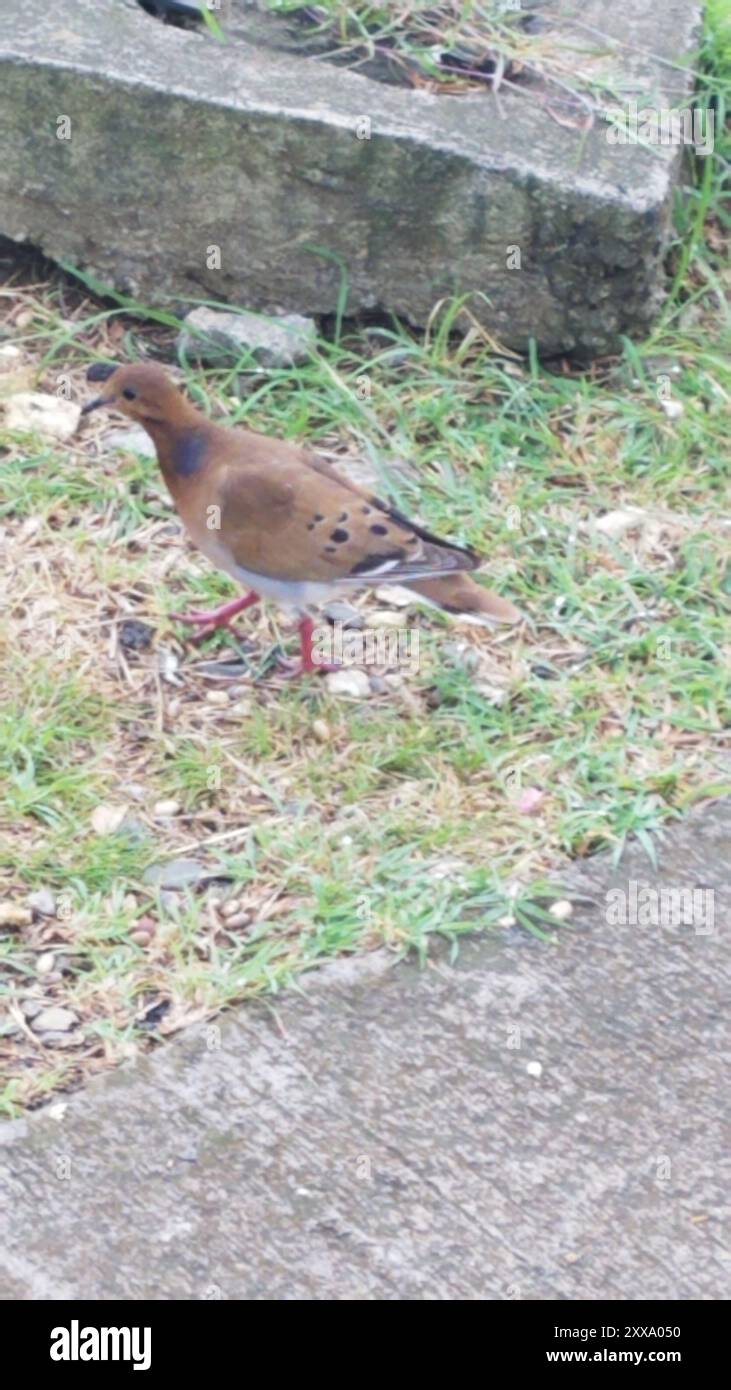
0, 0, 702, 356
1, 802, 729, 1300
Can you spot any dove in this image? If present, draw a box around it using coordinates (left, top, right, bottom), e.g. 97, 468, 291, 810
82, 362, 521, 674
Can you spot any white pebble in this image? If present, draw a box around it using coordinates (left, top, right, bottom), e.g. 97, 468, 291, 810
33, 1006, 78, 1033
548, 899, 573, 921
526, 1061, 543, 1078
325, 669, 371, 699
27, 888, 56, 917
224, 911, 249, 929
90, 803, 128, 835
153, 799, 180, 818
206, 689, 230, 706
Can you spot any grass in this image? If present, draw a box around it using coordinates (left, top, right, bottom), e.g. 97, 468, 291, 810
253, 0, 711, 133
0, 5, 728, 1112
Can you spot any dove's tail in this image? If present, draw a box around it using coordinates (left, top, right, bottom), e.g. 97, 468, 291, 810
407, 574, 523, 627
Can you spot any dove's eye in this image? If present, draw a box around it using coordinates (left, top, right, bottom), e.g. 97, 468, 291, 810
122, 388, 137, 401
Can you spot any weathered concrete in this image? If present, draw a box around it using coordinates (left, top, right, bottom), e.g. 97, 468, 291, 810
0, 0, 702, 356
1, 802, 729, 1300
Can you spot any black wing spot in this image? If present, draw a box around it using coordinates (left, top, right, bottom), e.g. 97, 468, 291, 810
330, 528, 349, 543
361, 506, 372, 515
370, 523, 388, 536
324, 544, 337, 554
313, 513, 324, 522
306, 522, 315, 531
338, 512, 348, 522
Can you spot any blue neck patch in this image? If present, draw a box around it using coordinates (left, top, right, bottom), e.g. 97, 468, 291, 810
172, 429, 208, 477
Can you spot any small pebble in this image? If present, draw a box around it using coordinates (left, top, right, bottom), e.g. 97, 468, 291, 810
475, 682, 507, 707
42, 1030, 86, 1050
36, 952, 56, 976
153, 799, 180, 818
325, 668, 371, 699
526, 1061, 543, 1078
323, 600, 364, 630
223, 911, 250, 929
131, 929, 153, 947
32, 1006, 78, 1033
143, 858, 207, 890
105, 425, 157, 459
442, 641, 481, 673
517, 787, 544, 815
123, 893, 138, 912
221, 899, 242, 919
206, 689, 230, 706
119, 619, 154, 651
90, 803, 128, 835
497, 914, 516, 928
27, 888, 56, 918
20, 998, 45, 1020
548, 899, 573, 921
312, 718, 330, 743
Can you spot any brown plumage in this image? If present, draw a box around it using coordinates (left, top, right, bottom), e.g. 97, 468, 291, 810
82, 362, 522, 672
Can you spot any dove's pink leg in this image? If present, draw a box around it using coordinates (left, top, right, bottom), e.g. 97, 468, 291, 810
170, 590, 260, 642
278, 615, 339, 678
